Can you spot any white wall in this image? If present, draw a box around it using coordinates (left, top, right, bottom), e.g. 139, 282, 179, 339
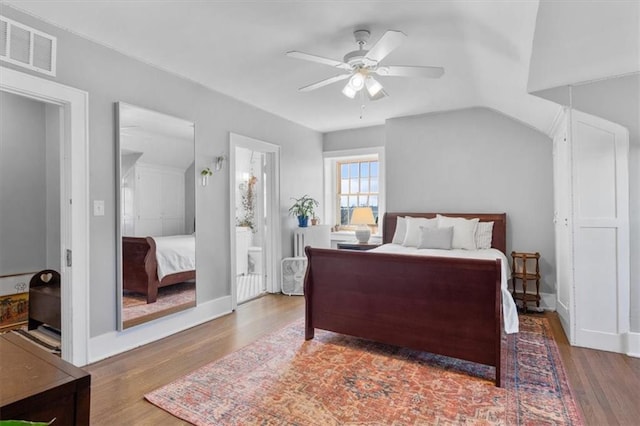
385, 107, 556, 293
1, 6, 322, 340
0, 91, 47, 275
323, 125, 385, 151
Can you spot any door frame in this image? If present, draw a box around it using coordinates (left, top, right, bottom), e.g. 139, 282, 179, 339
0, 67, 90, 365
229, 133, 281, 308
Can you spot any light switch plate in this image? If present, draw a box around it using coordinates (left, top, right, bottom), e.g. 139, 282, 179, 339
93, 200, 105, 216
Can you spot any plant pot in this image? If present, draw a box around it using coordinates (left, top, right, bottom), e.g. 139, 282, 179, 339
297, 215, 309, 227
311, 218, 319, 226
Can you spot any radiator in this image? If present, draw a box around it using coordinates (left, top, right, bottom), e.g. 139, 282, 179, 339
293, 225, 330, 256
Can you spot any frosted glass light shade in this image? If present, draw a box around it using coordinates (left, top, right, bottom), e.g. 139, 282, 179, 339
365, 76, 383, 96
342, 83, 357, 99
349, 72, 365, 90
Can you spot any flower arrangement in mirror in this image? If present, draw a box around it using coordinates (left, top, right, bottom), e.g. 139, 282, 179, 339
237, 175, 258, 231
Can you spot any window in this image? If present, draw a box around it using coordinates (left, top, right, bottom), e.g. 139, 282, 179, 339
323, 147, 384, 234
337, 159, 379, 228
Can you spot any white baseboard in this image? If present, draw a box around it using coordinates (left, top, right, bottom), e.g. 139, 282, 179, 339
626, 331, 640, 358
520, 291, 556, 312
540, 292, 556, 311
88, 295, 232, 364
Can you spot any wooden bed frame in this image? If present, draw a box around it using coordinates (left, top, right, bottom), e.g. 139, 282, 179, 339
304, 212, 508, 386
122, 237, 195, 303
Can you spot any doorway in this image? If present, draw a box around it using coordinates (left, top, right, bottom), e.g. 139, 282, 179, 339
0, 68, 90, 366
0, 91, 63, 351
230, 133, 280, 308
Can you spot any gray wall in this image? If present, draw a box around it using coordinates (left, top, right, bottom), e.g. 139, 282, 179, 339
323, 125, 385, 152
45, 104, 61, 270
0, 6, 323, 337
385, 107, 556, 293
0, 92, 47, 275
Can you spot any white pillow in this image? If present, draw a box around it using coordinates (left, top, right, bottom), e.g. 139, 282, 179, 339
402, 217, 437, 247
475, 221, 494, 249
436, 215, 479, 250
418, 226, 453, 250
391, 217, 407, 244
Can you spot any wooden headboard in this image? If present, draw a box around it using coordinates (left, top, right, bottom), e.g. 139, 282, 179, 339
382, 212, 507, 254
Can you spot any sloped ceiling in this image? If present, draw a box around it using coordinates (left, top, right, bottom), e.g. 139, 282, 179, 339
4, 0, 563, 134
529, 0, 639, 94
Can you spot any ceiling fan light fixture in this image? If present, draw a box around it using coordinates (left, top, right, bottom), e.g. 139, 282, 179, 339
365, 76, 383, 97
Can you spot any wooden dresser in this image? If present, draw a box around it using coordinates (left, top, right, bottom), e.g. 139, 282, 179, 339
0, 333, 90, 424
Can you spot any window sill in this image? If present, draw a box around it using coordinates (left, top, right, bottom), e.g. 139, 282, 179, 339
330, 231, 382, 246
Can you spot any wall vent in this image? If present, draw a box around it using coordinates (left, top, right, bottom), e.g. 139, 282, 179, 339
0, 15, 56, 76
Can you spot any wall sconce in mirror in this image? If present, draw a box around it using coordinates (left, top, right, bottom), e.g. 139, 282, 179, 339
214, 155, 226, 172
200, 155, 226, 186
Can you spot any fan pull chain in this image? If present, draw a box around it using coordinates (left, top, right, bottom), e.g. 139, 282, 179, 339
359, 89, 366, 119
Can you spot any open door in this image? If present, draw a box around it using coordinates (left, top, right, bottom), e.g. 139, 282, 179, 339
229, 133, 281, 308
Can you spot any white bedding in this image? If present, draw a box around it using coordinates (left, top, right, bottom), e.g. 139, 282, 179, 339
152, 234, 196, 281
370, 244, 519, 334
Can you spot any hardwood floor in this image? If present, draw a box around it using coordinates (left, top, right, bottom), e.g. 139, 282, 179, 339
85, 295, 640, 425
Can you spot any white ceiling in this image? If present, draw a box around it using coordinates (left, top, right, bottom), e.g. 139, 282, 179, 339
5, 0, 562, 134
119, 102, 194, 170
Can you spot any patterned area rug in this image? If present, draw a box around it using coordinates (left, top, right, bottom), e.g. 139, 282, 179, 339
145, 316, 582, 425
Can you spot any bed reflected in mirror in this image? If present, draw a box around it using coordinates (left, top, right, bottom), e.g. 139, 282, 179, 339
116, 102, 196, 330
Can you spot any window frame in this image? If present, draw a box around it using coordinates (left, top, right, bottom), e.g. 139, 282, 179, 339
336, 158, 380, 229
323, 147, 385, 234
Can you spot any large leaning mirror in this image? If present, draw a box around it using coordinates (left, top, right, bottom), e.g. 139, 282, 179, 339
116, 102, 196, 330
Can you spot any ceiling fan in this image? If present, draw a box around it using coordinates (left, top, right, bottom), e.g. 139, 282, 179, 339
286, 29, 444, 100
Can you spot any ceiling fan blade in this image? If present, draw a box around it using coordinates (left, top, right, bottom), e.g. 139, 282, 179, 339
299, 74, 351, 92
375, 65, 444, 78
286, 51, 351, 70
364, 30, 407, 63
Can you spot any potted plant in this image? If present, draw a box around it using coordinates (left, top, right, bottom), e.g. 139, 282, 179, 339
288, 195, 319, 228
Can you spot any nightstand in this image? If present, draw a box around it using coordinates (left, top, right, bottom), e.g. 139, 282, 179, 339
510, 251, 541, 313
337, 242, 380, 251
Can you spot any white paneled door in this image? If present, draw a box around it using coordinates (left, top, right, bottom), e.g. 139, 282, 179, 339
571, 109, 629, 352
555, 108, 629, 353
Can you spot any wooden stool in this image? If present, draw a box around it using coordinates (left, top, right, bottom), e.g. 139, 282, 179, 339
510, 252, 540, 313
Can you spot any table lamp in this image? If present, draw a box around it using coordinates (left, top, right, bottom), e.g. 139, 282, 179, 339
350, 207, 376, 244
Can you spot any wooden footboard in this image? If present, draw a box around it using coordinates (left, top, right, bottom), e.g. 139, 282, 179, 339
304, 246, 505, 386
122, 237, 195, 304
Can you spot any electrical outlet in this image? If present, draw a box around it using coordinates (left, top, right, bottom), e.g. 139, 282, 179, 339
93, 200, 105, 216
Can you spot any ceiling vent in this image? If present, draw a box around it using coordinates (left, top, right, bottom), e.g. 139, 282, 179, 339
0, 15, 56, 76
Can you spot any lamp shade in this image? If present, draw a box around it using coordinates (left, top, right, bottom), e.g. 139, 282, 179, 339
350, 207, 376, 225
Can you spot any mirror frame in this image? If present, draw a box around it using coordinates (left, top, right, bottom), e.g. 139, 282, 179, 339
115, 102, 196, 330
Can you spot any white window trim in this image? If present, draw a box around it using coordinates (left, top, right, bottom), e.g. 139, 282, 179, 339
323, 147, 385, 235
